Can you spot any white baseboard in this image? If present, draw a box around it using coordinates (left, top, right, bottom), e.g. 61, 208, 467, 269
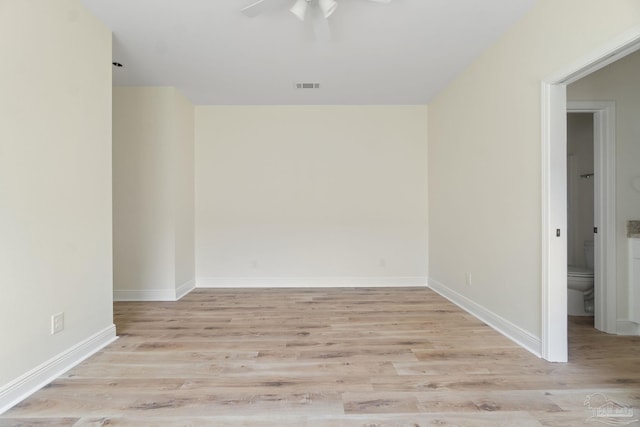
0, 325, 117, 415
176, 279, 196, 300
428, 278, 541, 357
113, 280, 196, 302
617, 320, 640, 335
113, 289, 177, 302
197, 276, 428, 288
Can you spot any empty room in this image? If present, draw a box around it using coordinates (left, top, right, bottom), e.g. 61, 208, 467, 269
1, 0, 640, 426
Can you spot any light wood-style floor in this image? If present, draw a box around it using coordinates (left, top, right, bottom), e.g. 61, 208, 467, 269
2, 288, 640, 426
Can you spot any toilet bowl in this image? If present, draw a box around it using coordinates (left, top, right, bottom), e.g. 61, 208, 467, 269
567, 240, 594, 316
568, 266, 594, 292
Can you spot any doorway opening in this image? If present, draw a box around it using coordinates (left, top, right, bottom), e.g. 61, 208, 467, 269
541, 31, 640, 362
566, 112, 595, 320
567, 101, 617, 334
565, 104, 616, 334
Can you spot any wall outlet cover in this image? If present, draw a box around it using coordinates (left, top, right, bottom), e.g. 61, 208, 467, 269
51, 312, 64, 334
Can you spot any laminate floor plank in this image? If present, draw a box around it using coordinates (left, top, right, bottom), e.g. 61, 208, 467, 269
2, 288, 639, 426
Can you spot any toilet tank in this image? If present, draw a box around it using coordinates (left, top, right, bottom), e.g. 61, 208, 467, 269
584, 240, 594, 270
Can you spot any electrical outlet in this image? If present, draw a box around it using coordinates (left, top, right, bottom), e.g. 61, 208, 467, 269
51, 312, 64, 335
465, 272, 472, 286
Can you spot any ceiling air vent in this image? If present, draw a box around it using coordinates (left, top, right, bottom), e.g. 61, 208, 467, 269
295, 82, 320, 89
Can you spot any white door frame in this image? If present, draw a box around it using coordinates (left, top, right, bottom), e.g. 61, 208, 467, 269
541, 28, 640, 362
567, 102, 616, 335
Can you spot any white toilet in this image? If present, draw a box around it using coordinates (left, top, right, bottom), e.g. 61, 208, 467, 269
568, 240, 594, 316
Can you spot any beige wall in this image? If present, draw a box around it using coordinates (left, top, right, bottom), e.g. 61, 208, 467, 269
568, 49, 640, 320
195, 106, 428, 286
113, 87, 194, 300
0, 0, 113, 386
428, 0, 640, 337
173, 91, 196, 290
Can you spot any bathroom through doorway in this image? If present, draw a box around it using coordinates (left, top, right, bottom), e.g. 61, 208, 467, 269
566, 102, 616, 335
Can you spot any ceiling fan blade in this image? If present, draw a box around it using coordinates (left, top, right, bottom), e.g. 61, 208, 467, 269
290, 0, 308, 20
241, 0, 275, 17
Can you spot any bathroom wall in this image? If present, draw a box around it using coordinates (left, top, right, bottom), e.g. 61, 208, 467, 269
568, 49, 640, 321
567, 113, 594, 268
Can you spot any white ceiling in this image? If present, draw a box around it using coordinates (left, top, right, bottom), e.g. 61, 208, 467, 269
81, 0, 538, 105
